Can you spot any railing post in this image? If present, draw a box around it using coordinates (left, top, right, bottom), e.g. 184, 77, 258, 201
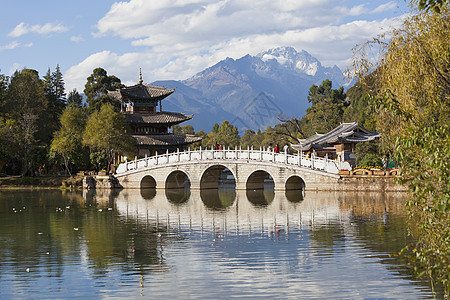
188, 147, 191, 161
311, 153, 315, 169
145, 154, 148, 167
177, 148, 180, 162
125, 157, 128, 171
200, 146, 202, 160
325, 154, 328, 172
166, 149, 169, 163
285, 147, 288, 164
155, 151, 158, 165
135, 156, 137, 169
260, 146, 262, 160
247, 146, 250, 159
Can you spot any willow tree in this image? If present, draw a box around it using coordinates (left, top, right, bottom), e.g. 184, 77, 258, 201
353, 6, 449, 293
83, 103, 135, 172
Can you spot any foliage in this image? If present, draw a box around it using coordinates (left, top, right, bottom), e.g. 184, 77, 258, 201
301, 79, 347, 137
5, 69, 50, 175
202, 120, 240, 148
355, 141, 380, 166
84, 68, 123, 112
51, 106, 88, 176
67, 89, 83, 107
89, 151, 108, 172
358, 154, 382, 168
83, 103, 135, 172
352, 7, 449, 294
173, 124, 195, 135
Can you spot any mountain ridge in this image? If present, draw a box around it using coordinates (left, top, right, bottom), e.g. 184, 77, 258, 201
158, 46, 350, 132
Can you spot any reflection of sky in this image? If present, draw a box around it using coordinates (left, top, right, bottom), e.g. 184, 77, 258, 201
0, 190, 434, 299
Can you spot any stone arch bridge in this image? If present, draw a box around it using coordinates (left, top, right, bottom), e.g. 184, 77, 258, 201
115, 148, 351, 191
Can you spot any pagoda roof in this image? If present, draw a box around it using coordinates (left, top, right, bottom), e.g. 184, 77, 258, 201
291, 122, 380, 151
108, 83, 175, 102
133, 134, 202, 146
125, 111, 193, 125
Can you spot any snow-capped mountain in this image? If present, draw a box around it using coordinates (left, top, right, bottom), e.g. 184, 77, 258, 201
160, 47, 349, 132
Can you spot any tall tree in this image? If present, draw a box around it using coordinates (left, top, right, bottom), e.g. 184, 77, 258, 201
51, 105, 87, 176
353, 6, 449, 293
84, 68, 122, 112
6, 69, 49, 175
301, 79, 347, 137
83, 103, 135, 172
66, 88, 83, 107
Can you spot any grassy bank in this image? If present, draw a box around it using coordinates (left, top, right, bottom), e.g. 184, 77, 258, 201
0, 175, 84, 189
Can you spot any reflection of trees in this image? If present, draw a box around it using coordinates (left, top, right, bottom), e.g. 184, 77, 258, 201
246, 189, 274, 207
200, 188, 236, 210
0, 190, 169, 282
165, 188, 190, 205
285, 190, 304, 203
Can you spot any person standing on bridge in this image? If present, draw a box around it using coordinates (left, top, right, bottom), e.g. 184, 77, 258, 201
274, 144, 280, 153
283, 144, 290, 154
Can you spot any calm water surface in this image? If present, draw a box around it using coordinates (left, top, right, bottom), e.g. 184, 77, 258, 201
0, 189, 438, 299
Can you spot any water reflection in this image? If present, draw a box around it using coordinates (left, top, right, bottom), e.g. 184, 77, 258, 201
165, 188, 190, 205
200, 188, 236, 210
246, 189, 275, 207
285, 189, 304, 203
0, 189, 440, 299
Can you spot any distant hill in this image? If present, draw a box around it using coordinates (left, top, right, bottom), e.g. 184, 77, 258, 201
157, 46, 350, 132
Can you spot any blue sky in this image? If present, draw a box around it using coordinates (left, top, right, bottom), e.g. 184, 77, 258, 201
0, 0, 409, 93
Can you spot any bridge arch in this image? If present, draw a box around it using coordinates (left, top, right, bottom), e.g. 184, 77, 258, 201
246, 170, 275, 190
200, 164, 236, 190
141, 175, 156, 189
285, 175, 306, 190
165, 170, 191, 189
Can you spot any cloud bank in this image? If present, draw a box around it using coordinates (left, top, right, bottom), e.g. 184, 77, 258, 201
65, 0, 406, 92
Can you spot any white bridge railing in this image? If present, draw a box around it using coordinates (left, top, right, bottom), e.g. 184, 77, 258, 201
116, 147, 352, 175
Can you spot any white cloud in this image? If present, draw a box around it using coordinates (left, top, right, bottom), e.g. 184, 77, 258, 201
9, 63, 22, 75
372, 1, 398, 14
64, 0, 407, 92
0, 41, 33, 51
8, 22, 69, 37
70, 35, 84, 43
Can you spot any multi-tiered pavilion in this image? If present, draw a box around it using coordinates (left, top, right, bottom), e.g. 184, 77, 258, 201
109, 71, 201, 156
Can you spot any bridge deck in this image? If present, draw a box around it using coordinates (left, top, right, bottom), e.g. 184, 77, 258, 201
116, 148, 351, 175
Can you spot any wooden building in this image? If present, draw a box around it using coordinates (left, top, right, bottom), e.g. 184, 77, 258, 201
291, 122, 380, 164
109, 71, 202, 156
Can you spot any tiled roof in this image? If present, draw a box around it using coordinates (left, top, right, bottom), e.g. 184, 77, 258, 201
133, 134, 202, 146
291, 122, 380, 151
108, 83, 175, 101
125, 111, 193, 125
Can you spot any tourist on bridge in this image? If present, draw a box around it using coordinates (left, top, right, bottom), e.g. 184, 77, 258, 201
274, 144, 280, 153
268, 143, 273, 152
283, 144, 290, 154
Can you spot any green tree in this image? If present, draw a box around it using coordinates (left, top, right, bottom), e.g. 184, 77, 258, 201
6, 69, 49, 175
84, 68, 122, 112
300, 79, 347, 137
42, 65, 66, 143
66, 89, 83, 107
173, 124, 195, 135
353, 6, 449, 293
83, 103, 135, 172
50, 105, 88, 176
203, 120, 240, 148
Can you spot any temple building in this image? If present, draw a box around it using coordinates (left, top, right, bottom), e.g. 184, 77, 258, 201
109, 70, 202, 156
291, 122, 380, 165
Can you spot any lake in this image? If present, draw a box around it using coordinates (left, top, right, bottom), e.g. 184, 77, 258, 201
0, 188, 438, 299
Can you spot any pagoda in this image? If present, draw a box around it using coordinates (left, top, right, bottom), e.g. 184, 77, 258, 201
109, 70, 202, 156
